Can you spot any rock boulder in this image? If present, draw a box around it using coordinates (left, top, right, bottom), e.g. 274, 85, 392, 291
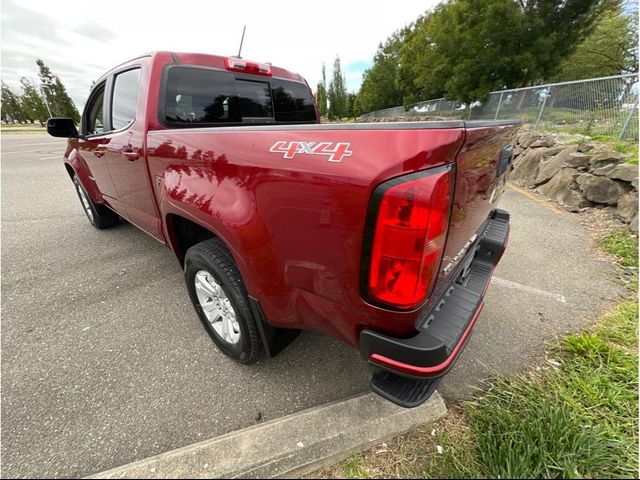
606, 163, 639, 190
518, 131, 543, 148
589, 151, 625, 170
510, 148, 549, 188
533, 146, 579, 186
563, 152, 592, 168
616, 191, 639, 223
576, 174, 621, 206
539, 168, 591, 212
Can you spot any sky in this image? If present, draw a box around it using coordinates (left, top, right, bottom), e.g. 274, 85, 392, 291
1, 0, 439, 111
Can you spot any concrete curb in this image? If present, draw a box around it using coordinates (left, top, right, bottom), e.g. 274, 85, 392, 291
86, 392, 447, 479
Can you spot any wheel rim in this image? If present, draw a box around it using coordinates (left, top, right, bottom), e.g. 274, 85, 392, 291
76, 182, 94, 223
194, 270, 241, 345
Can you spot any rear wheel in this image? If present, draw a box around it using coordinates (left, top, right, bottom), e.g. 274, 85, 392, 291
72, 177, 119, 229
184, 238, 262, 364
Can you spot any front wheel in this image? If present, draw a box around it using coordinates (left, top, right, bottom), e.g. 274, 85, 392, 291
72, 177, 119, 229
184, 238, 263, 364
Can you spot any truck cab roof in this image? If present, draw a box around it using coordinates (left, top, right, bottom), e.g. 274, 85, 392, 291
168, 52, 306, 83
96, 51, 306, 85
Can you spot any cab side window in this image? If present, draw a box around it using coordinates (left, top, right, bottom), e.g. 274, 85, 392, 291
112, 68, 141, 130
85, 82, 105, 136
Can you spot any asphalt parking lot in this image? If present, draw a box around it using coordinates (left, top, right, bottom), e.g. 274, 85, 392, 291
1, 133, 627, 478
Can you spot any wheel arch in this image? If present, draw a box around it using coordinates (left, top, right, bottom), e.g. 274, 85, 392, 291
165, 213, 220, 265
167, 213, 299, 359
64, 157, 103, 204
63, 162, 75, 180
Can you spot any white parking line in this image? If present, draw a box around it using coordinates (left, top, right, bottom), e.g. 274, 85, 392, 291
492, 276, 567, 303
1, 149, 61, 154
1, 142, 63, 148
40, 156, 62, 160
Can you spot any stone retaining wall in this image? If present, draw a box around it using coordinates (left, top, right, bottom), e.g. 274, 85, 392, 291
509, 128, 639, 234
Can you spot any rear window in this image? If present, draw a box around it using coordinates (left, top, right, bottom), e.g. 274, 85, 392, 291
163, 66, 316, 126
270, 78, 316, 122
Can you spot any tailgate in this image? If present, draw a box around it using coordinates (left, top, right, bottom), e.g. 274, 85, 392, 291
431, 121, 519, 302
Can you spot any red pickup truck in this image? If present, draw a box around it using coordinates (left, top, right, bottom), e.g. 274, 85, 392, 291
47, 51, 518, 407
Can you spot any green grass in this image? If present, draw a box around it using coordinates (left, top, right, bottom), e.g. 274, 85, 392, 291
1, 123, 47, 135
536, 128, 638, 163
315, 301, 639, 479
598, 230, 639, 268
465, 304, 638, 478
589, 134, 639, 164
1, 122, 45, 129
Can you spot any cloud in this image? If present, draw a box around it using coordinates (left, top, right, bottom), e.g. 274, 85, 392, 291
73, 23, 116, 43
0, 0, 68, 47
1, 0, 438, 110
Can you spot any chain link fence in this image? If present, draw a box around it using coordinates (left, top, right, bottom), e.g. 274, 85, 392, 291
361, 74, 639, 141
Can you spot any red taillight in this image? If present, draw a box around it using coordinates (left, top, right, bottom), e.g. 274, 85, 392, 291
224, 57, 272, 76
367, 167, 453, 309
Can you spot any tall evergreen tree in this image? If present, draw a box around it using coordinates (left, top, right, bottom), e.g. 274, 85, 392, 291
327, 56, 347, 120
36, 59, 80, 121
316, 63, 328, 118
357, 29, 408, 112
53, 76, 80, 122
36, 59, 57, 114
327, 82, 336, 120
345, 93, 358, 120
1, 82, 26, 123
19, 78, 49, 126
316, 83, 327, 118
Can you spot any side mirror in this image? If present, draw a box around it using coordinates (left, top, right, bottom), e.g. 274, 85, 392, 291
47, 118, 79, 138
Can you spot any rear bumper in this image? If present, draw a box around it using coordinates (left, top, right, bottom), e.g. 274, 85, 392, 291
359, 208, 510, 380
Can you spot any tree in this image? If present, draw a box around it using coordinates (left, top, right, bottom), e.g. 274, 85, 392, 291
357, 29, 408, 112
345, 93, 358, 120
327, 56, 347, 120
1, 82, 26, 123
36, 59, 80, 122
398, 0, 606, 103
352, 95, 363, 118
36, 59, 57, 114
19, 78, 49, 126
53, 76, 80, 122
316, 83, 327, 118
397, 12, 451, 104
316, 63, 328, 118
553, 0, 638, 80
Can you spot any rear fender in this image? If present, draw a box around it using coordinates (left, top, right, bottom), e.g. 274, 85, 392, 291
158, 183, 262, 301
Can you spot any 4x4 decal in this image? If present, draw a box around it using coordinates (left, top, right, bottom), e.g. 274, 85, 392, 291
269, 141, 352, 163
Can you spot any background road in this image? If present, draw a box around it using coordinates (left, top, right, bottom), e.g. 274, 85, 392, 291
1, 134, 626, 478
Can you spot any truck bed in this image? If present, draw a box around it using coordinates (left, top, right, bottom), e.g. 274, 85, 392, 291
146, 120, 519, 347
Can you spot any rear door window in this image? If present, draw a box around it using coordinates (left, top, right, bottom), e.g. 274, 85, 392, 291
163, 66, 316, 126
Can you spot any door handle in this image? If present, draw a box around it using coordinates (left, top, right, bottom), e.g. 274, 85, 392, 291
123, 150, 139, 162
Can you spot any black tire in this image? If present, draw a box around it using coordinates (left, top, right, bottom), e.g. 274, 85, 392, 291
184, 238, 263, 364
72, 177, 119, 229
